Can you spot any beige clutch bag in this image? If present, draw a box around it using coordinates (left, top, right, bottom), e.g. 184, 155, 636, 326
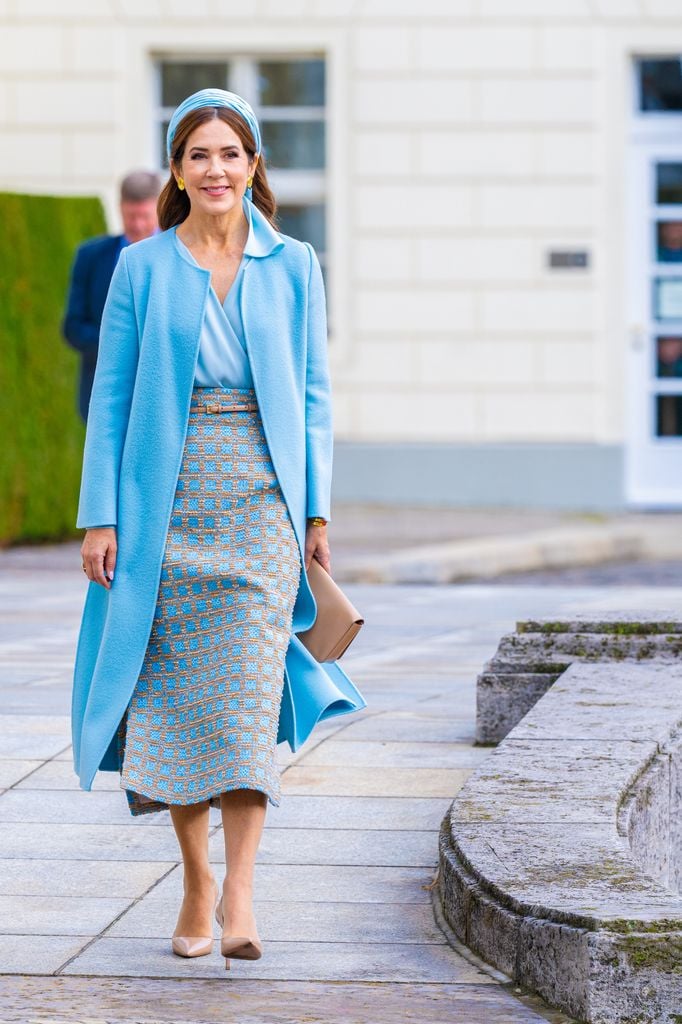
297, 558, 364, 662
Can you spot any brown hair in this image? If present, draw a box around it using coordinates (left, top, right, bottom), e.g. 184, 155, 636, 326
157, 106, 278, 231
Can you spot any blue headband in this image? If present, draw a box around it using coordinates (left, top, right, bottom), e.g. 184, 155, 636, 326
166, 88, 261, 201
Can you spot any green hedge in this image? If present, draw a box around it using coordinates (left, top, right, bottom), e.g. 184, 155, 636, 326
0, 191, 107, 545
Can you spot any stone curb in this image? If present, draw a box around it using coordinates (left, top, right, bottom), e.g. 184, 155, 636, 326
439, 639, 682, 1023
335, 520, 682, 584
476, 611, 682, 745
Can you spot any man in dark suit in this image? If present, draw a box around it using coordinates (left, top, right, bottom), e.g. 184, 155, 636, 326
62, 170, 161, 421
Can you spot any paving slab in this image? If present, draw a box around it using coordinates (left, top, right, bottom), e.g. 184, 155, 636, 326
0, 859, 174, 899
0, 789, 172, 825
238, 827, 437, 867
355, 668, 479, 685
333, 690, 427, 712
413, 692, 482, 715
0, 934, 91, 975
266, 795, 452, 830
0, 894, 131, 936
281, 765, 472, 797
0, 760, 43, 788
148, 862, 436, 905
0, 735, 70, 759
0, 823, 186, 862
335, 712, 477, 742
106, 898, 446, 944
13, 760, 125, 791
0, 686, 76, 714
298, 740, 490, 769
0, 714, 71, 733
61, 936, 495, 982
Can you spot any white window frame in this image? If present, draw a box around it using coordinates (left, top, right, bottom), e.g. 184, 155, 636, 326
626, 54, 682, 505
122, 22, 350, 369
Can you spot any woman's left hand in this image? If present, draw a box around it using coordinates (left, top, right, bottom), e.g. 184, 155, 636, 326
305, 521, 331, 574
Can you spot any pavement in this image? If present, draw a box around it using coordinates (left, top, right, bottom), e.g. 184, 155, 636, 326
327, 503, 682, 584
2, 512, 682, 1022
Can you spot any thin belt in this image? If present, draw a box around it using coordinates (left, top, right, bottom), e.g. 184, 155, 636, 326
190, 387, 259, 414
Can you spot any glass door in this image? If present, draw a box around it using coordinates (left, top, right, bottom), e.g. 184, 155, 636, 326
626, 145, 682, 504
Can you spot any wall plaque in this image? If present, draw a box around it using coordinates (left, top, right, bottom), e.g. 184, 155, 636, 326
547, 250, 590, 269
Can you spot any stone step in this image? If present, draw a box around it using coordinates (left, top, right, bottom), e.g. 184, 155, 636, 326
443, 661, 682, 1023
492, 631, 682, 666
477, 618, 682, 744
517, 614, 682, 635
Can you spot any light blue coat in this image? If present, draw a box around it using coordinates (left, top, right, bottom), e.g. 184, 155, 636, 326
71, 196, 366, 792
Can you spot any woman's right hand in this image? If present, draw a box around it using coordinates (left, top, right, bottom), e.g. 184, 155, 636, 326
81, 527, 117, 589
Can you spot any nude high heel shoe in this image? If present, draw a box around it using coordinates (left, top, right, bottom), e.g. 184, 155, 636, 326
215, 891, 263, 970
171, 879, 219, 959
171, 934, 214, 958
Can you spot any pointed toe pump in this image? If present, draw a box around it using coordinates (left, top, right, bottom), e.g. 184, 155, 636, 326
171, 934, 214, 958
215, 892, 263, 970
171, 879, 219, 959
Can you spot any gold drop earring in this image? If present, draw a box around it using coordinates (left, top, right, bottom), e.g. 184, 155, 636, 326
246, 176, 253, 188
177, 177, 185, 191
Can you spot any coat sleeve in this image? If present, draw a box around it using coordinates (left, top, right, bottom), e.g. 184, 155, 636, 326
76, 247, 139, 529
62, 243, 101, 352
302, 241, 333, 522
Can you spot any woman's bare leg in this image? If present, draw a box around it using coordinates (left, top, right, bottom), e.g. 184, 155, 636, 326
169, 800, 216, 935
218, 788, 267, 938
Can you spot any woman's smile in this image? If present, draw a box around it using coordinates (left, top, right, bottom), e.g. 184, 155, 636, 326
202, 185, 231, 196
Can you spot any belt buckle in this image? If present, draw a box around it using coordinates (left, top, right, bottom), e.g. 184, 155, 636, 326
204, 403, 222, 414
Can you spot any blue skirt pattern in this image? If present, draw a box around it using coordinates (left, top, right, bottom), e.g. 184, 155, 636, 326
117, 387, 301, 815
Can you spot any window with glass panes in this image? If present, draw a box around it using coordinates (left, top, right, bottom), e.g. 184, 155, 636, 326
155, 56, 329, 321
635, 59, 682, 439
626, 57, 682, 503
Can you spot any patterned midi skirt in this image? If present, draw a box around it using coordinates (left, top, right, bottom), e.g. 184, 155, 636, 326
116, 386, 301, 816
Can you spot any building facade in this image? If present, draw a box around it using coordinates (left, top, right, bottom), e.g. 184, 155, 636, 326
2, 0, 682, 508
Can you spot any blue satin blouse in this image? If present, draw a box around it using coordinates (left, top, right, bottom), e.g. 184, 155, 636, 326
173, 205, 256, 389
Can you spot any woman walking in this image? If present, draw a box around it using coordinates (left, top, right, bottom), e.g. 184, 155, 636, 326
71, 88, 366, 969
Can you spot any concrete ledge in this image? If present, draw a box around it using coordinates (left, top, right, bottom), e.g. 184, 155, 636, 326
439, 661, 682, 1023
476, 612, 682, 744
335, 519, 682, 585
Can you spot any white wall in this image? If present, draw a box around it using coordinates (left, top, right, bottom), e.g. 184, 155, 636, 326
2, 0, 682, 456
